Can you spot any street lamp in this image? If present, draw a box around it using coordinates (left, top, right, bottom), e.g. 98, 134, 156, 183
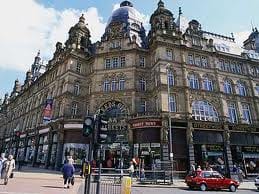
166, 64, 173, 184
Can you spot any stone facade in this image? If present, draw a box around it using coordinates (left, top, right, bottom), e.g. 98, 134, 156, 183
0, 1, 259, 176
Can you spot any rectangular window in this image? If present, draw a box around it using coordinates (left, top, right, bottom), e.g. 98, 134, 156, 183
228, 103, 238, 123
201, 56, 208, 67
188, 54, 194, 65
139, 79, 146, 91
73, 83, 80, 95
105, 58, 111, 69
242, 104, 252, 124
71, 102, 78, 116
195, 55, 201, 66
230, 62, 236, 73
236, 63, 242, 74
112, 57, 119, 68
104, 81, 110, 92
120, 57, 126, 67
169, 95, 176, 112
76, 63, 81, 73
225, 60, 230, 72
139, 100, 146, 113
166, 49, 173, 60
119, 79, 125, 90
140, 56, 145, 67
168, 71, 174, 86
111, 80, 117, 91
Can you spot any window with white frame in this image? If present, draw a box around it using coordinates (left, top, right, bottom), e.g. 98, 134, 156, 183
167, 70, 174, 86
166, 49, 173, 60
195, 55, 201, 66
73, 82, 80, 95
188, 74, 199, 89
111, 79, 118, 91
237, 81, 247, 96
242, 104, 252, 124
139, 78, 146, 91
140, 56, 145, 67
139, 99, 146, 113
71, 102, 78, 116
192, 101, 219, 122
120, 57, 126, 67
119, 79, 125, 90
112, 57, 119, 68
105, 58, 111, 69
219, 59, 224, 70
103, 80, 110, 92
224, 80, 233, 94
188, 54, 194, 65
169, 95, 176, 112
76, 63, 81, 73
201, 56, 208, 67
228, 103, 238, 123
203, 77, 213, 91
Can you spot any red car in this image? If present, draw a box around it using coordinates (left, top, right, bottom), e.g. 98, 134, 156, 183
185, 170, 239, 192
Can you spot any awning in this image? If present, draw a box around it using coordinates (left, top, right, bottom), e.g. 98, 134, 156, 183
243, 153, 259, 159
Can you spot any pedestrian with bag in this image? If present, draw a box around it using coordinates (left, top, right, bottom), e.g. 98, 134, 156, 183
0, 153, 7, 180
62, 160, 75, 189
2, 154, 15, 185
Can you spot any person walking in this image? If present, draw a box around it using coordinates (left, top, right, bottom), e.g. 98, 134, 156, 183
62, 160, 75, 189
127, 161, 135, 179
0, 153, 7, 179
2, 155, 15, 185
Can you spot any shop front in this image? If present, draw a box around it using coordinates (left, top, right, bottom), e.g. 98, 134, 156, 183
63, 128, 90, 167
25, 136, 36, 164
230, 132, 259, 176
49, 133, 58, 168
130, 119, 162, 170
193, 129, 226, 174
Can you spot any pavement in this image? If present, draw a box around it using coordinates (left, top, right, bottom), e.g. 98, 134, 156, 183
0, 167, 257, 194
0, 166, 84, 194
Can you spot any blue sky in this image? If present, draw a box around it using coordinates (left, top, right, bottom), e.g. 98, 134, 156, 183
0, 0, 259, 99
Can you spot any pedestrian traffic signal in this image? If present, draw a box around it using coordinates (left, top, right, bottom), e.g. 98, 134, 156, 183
97, 115, 108, 144
82, 116, 94, 137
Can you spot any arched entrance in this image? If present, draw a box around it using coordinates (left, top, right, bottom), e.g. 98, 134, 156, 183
97, 100, 130, 168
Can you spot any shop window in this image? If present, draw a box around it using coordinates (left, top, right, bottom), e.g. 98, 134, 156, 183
63, 143, 88, 165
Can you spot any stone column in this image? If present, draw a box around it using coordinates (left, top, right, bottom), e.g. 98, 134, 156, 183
187, 121, 195, 170
44, 131, 53, 169
223, 124, 233, 178
55, 127, 64, 170
161, 117, 169, 161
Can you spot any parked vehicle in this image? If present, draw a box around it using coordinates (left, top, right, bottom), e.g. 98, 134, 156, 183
185, 170, 240, 192
255, 176, 259, 190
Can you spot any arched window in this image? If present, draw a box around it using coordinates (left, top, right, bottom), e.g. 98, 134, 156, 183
167, 70, 174, 86
192, 101, 219, 122
223, 80, 233, 94
237, 81, 247, 96
203, 77, 213, 91
188, 74, 199, 89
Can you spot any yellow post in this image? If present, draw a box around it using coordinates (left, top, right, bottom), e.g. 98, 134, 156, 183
121, 177, 132, 194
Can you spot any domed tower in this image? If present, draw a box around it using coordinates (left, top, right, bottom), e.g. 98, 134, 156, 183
150, 0, 176, 33
243, 27, 259, 52
102, 1, 147, 48
65, 14, 92, 52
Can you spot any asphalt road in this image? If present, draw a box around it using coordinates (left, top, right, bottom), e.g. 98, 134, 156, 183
132, 187, 258, 194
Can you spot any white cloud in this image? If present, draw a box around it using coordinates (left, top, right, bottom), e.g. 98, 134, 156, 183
112, 3, 120, 11
0, 0, 106, 72
234, 31, 250, 47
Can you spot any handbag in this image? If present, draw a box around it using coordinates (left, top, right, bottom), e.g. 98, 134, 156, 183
71, 176, 75, 185
9, 172, 14, 178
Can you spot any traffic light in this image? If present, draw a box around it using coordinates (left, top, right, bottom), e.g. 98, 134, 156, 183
97, 115, 108, 144
82, 116, 94, 137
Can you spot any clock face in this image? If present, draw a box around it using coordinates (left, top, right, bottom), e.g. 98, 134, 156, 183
85, 118, 92, 125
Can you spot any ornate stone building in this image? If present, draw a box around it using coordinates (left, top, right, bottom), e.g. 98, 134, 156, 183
0, 1, 259, 175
